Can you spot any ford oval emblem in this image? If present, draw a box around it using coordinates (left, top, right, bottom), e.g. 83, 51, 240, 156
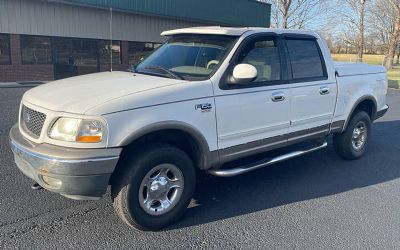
25, 113, 31, 123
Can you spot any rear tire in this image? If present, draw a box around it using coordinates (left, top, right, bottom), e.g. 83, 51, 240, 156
333, 111, 371, 160
111, 143, 196, 231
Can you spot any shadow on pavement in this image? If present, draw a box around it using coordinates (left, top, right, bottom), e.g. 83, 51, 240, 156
169, 120, 400, 230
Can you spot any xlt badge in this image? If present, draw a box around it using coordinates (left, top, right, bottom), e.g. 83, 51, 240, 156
195, 103, 212, 112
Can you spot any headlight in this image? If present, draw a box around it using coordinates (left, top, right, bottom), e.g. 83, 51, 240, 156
49, 117, 105, 143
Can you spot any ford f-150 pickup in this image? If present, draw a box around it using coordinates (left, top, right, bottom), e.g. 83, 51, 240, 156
10, 27, 389, 230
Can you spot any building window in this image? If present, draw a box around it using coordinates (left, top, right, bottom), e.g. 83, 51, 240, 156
99, 40, 121, 64
128, 42, 158, 65
21, 35, 52, 64
71, 39, 98, 67
53, 37, 71, 65
0, 34, 11, 65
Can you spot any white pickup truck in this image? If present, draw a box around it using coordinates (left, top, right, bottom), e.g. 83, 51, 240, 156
10, 27, 388, 230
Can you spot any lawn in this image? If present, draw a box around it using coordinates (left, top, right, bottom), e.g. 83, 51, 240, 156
332, 54, 400, 89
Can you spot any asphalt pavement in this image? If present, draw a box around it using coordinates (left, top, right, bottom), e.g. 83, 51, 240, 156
0, 87, 399, 249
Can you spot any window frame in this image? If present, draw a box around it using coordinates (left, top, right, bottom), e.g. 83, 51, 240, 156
219, 32, 289, 90
281, 33, 328, 83
0, 33, 11, 65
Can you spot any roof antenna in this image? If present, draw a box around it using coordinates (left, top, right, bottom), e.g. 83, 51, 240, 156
109, 5, 113, 72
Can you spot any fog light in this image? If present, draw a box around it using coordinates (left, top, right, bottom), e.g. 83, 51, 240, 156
41, 176, 62, 189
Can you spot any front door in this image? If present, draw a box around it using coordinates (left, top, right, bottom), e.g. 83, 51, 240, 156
214, 35, 291, 162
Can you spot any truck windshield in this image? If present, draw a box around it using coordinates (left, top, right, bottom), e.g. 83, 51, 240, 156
135, 35, 237, 80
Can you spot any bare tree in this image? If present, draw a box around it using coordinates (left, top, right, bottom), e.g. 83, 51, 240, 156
358, 0, 366, 61
337, 0, 368, 62
369, 0, 400, 68
265, 0, 328, 29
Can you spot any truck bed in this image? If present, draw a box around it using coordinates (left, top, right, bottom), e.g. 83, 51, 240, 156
334, 62, 386, 77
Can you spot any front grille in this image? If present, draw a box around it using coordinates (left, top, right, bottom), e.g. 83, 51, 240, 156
21, 105, 46, 138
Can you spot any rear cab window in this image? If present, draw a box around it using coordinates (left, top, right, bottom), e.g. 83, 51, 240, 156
284, 37, 327, 81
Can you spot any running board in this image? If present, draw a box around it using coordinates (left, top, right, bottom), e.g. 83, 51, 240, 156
208, 141, 328, 177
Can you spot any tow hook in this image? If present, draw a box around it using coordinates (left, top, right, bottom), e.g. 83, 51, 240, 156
31, 182, 43, 190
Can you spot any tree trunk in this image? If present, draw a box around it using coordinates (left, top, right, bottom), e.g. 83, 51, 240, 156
357, 0, 366, 62
385, 17, 400, 69
397, 48, 400, 64
280, 0, 290, 29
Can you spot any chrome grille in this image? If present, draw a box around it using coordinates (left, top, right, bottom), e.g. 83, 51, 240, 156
21, 105, 46, 138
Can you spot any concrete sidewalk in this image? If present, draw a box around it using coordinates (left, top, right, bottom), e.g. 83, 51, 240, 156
0, 81, 46, 88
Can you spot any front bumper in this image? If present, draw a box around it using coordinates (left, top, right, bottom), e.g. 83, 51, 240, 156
9, 124, 122, 200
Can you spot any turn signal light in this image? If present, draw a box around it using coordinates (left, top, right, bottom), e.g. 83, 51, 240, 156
76, 135, 102, 143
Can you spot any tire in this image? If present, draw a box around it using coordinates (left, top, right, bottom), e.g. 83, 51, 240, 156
111, 143, 196, 231
333, 110, 371, 160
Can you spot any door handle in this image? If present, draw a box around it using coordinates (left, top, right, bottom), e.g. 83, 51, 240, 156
320, 86, 330, 95
271, 92, 285, 102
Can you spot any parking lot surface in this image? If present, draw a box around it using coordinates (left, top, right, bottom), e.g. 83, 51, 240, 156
0, 88, 399, 249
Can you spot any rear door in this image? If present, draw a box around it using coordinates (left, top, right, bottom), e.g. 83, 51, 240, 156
283, 35, 337, 143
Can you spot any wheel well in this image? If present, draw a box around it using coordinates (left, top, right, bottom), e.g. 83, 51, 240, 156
353, 99, 376, 120
118, 129, 204, 170
342, 98, 376, 132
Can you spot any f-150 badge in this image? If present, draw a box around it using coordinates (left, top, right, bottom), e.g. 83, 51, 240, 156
195, 103, 212, 112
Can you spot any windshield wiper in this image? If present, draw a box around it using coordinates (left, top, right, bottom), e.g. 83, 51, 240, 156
143, 66, 184, 80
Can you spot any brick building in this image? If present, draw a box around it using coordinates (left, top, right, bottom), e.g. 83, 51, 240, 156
0, 0, 271, 82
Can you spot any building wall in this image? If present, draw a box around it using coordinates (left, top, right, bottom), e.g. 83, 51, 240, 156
0, 0, 271, 82
0, 35, 54, 82
0, 0, 208, 82
0, 0, 205, 42
62, 0, 271, 27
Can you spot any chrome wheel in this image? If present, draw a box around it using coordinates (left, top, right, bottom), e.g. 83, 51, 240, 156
352, 121, 367, 151
138, 163, 184, 216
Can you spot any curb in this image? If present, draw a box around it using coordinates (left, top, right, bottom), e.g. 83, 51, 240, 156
0, 81, 47, 88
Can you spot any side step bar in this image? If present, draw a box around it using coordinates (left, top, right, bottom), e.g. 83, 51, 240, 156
208, 141, 328, 177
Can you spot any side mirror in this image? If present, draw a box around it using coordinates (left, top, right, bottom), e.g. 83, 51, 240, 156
231, 64, 258, 84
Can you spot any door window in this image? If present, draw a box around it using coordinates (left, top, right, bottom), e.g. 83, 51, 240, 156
237, 38, 281, 83
285, 39, 326, 80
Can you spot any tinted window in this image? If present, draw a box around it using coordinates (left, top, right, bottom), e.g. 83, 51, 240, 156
53, 37, 71, 65
21, 35, 52, 64
0, 34, 11, 64
71, 39, 97, 66
99, 40, 121, 64
237, 38, 281, 82
286, 39, 325, 79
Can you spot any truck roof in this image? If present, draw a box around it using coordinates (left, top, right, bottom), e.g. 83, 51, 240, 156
161, 26, 318, 37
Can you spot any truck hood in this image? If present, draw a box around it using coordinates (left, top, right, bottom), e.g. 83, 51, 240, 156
23, 71, 184, 114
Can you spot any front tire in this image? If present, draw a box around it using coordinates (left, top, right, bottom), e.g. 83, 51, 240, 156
333, 111, 371, 160
112, 144, 196, 231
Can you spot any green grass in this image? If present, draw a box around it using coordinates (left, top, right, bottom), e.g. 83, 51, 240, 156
387, 69, 400, 89
332, 54, 400, 89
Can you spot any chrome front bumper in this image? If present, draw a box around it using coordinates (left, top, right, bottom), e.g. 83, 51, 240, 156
9, 124, 122, 200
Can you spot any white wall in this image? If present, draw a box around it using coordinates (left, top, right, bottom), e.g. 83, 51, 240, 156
0, 0, 205, 42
